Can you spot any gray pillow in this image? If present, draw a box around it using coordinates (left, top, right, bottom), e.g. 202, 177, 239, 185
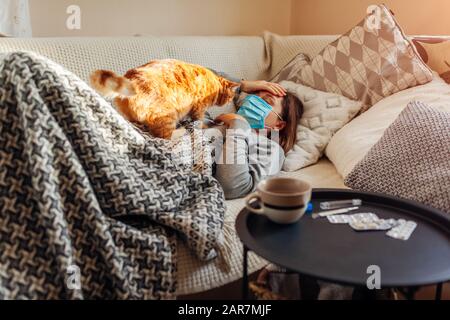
345, 101, 450, 214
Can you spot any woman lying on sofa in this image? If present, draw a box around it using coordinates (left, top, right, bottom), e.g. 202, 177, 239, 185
206, 71, 303, 200
210, 72, 354, 300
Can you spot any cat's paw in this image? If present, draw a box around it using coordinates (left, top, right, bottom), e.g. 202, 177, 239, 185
171, 127, 187, 140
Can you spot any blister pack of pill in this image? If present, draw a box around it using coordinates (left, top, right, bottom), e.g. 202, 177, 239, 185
386, 220, 417, 240
327, 213, 379, 224
321, 210, 417, 240
349, 218, 398, 231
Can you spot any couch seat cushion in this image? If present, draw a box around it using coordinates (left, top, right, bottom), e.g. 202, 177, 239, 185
176, 158, 345, 295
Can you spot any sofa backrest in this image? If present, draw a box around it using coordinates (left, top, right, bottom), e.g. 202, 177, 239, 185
0, 35, 338, 82
0, 36, 268, 82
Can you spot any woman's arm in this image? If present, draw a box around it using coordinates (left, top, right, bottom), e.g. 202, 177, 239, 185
208, 68, 286, 97
240, 80, 286, 97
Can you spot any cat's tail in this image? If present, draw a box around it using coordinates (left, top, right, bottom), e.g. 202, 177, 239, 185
90, 69, 136, 98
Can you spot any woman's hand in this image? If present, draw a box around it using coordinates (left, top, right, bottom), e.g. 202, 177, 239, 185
214, 113, 247, 127
240, 80, 286, 96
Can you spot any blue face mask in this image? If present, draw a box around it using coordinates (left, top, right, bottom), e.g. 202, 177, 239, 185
237, 95, 273, 129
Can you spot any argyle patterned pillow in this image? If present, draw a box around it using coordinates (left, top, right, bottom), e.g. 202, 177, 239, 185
289, 4, 433, 112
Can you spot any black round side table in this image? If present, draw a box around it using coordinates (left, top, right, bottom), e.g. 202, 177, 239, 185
236, 188, 450, 300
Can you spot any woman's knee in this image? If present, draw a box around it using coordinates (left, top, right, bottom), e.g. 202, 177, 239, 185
215, 173, 253, 200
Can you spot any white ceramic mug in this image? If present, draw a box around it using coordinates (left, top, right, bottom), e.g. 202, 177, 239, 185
245, 177, 312, 224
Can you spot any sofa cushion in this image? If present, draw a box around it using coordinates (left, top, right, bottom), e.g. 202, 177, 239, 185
271, 53, 310, 83
280, 80, 362, 171
0, 36, 271, 83
412, 36, 450, 84
263, 32, 338, 80
273, 4, 433, 112
344, 101, 450, 214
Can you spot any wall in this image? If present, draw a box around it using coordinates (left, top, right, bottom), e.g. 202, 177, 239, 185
27, 0, 450, 37
290, 0, 450, 35
29, 0, 292, 37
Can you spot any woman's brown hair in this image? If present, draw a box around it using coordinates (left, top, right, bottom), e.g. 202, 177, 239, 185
278, 92, 303, 154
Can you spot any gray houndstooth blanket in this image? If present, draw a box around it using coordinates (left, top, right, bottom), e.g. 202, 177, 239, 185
0, 52, 226, 299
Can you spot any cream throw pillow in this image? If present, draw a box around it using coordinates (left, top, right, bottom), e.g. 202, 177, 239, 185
280, 80, 362, 171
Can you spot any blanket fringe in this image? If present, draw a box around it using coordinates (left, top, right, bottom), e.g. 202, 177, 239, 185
216, 220, 236, 272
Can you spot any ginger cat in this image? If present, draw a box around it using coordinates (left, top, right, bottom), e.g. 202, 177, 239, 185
90, 59, 239, 139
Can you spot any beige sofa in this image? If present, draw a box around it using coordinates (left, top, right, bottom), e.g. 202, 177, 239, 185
0, 35, 347, 296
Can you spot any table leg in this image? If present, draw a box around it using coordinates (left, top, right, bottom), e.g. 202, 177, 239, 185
401, 286, 419, 300
435, 283, 443, 301
242, 245, 249, 300
354, 287, 377, 300
298, 274, 320, 300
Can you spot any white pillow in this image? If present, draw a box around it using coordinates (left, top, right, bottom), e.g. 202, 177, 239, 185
325, 73, 450, 179
280, 80, 362, 171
